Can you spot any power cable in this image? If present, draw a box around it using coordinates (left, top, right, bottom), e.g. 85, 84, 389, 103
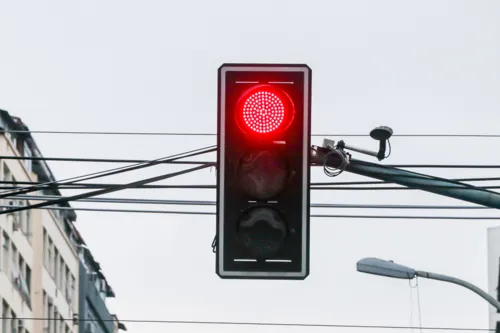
0, 317, 493, 331
3, 129, 500, 138
313, 177, 500, 186
3, 204, 499, 220
2, 176, 500, 190
4, 183, 500, 191
384, 165, 500, 169
4, 154, 500, 169
2, 182, 500, 191
0, 163, 212, 215
0, 155, 209, 165
416, 277, 424, 333
0, 145, 216, 200
8, 194, 495, 210
312, 185, 500, 190
0, 184, 216, 190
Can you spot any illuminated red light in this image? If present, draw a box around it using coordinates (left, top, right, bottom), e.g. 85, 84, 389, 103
241, 90, 286, 134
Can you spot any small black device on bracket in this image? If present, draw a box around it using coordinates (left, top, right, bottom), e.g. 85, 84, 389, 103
332, 126, 393, 161
370, 126, 393, 160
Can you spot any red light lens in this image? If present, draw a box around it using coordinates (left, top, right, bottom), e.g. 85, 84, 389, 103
242, 91, 285, 134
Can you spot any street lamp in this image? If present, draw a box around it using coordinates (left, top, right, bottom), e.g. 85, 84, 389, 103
356, 257, 500, 311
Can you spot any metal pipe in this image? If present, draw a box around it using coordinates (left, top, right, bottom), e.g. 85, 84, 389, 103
345, 159, 500, 209
416, 270, 500, 311
342, 143, 378, 158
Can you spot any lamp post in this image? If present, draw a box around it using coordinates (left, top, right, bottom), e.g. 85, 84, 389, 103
356, 257, 500, 311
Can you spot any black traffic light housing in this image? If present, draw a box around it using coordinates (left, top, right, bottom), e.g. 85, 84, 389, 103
216, 63, 312, 280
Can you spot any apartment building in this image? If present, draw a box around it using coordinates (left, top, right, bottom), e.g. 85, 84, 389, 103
77, 247, 127, 333
0, 110, 125, 333
488, 226, 500, 332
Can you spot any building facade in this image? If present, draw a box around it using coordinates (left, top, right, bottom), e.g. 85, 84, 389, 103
0, 131, 34, 333
77, 249, 117, 333
0, 110, 125, 333
487, 226, 500, 332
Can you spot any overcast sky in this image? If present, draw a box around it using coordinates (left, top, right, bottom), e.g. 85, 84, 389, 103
1, 0, 500, 332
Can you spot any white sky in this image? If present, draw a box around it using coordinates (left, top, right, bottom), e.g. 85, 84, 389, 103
1, 0, 500, 332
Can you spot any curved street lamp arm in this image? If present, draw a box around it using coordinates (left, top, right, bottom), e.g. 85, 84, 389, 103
416, 270, 500, 311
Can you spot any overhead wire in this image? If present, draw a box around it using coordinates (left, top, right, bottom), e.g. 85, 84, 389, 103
0, 316, 494, 331
313, 177, 500, 186
4, 154, 500, 169
0, 145, 216, 199
0, 155, 209, 165
2, 176, 500, 189
0, 163, 212, 215
3, 182, 500, 191
383, 164, 500, 169
7, 194, 496, 210
2, 204, 499, 220
0, 183, 216, 190
3, 129, 500, 138
312, 185, 500, 190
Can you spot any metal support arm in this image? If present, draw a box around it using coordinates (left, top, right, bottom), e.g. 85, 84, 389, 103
416, 270, 500, 311
312, 146, 500, 209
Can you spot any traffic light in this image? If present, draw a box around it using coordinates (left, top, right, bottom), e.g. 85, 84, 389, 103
216, 63, 312, 280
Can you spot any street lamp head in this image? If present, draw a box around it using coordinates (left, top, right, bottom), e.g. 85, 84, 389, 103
357, 257, 416, 280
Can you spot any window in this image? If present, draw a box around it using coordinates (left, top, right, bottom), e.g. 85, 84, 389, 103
5, 130, 12, 142
24, 142, 32, 173
26, 207, 31, 238
18, 255, 25, 279
10, 309, 16, 333
65, 266, 70, 300
11, 244, 18, 276
3, 163, 11, 185
17, 200, 24, 230
60, 262, 66, 295
43, 291, 48, 332
2, 231, 10, 273
43, 229, 48, 267
47, 298, 53, 333
69, 274, 75, 308
95, 276, 100, 292
58, 257, 64, 290
99, 280, 107, 301
25, 264, 31, 292
11, 136, 17, 150
69, 231, 78, 250
17, 318, 24, 333
54, 308, 59, 333
59, 314, 65, 333
16, 137, 24, 156
54, 248, 59, 284
48, 238, 54, 276
52, 208, 60, 222
2, 301, 8, 333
